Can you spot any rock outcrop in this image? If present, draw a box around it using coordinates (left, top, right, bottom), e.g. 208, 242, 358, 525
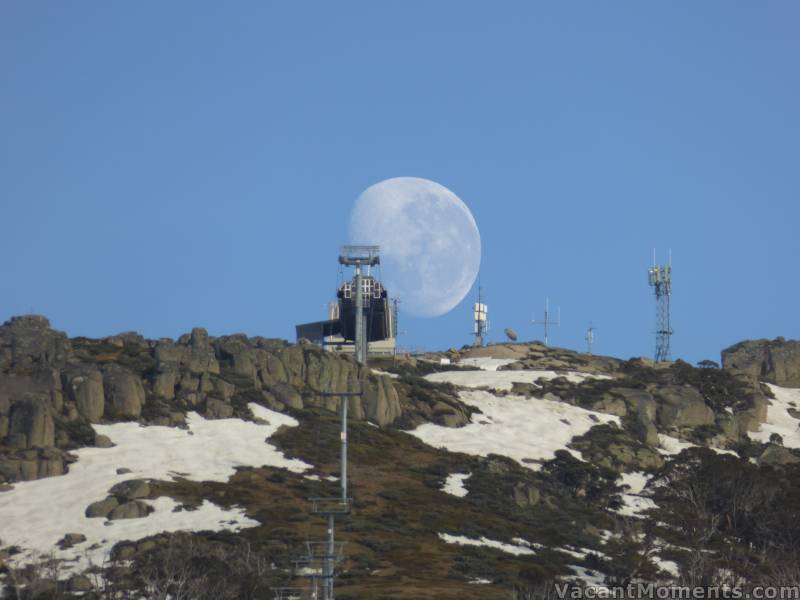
62, 365, 105, 422
0, 315, 446, 483
722, 338, 800, 387
654, 385, 715, 429
103, 364, 145, 419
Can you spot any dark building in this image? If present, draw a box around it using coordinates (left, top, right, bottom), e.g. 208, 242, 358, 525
295, 275, 395, 355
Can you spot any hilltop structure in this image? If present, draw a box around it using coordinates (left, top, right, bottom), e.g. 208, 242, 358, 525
295, 247, 396, 358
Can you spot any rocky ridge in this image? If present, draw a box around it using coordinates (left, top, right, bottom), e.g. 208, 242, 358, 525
0, 315, 468, 484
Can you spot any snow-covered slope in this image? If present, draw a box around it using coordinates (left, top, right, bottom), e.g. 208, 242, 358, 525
410, 389, 619, 470
425, 369, 602, 392
0, 404, 310, 573
455, 357, 518, 371
750, 384, 800, 448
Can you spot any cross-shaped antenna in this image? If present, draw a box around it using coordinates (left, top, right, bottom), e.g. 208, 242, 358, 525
531, 298, 560, 346
585, 322, 596, 355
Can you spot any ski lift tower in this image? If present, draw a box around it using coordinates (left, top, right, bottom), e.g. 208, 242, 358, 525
648, 251, 673, 363
338, 245, 380, 366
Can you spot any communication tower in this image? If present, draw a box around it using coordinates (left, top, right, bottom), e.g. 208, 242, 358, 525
648, 250, 673, 362
473, 285, 488, 347
531, 298, 560, 346
585, 323, 596, 355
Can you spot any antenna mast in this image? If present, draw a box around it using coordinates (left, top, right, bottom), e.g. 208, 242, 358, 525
585, 322, 596, 355
648, 249, 673, 362
531, 298, 560, 346
473, 283, 488, 347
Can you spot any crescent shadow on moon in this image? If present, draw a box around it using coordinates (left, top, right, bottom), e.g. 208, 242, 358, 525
349, 177, 481, 318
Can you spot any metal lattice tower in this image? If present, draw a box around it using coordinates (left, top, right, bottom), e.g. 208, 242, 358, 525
531, 298, 560, 346
648, 251, 673, 362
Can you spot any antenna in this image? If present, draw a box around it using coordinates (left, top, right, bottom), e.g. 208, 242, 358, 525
585, 322, 596, 355
648, 250, 673, 362
391, 297, 404, 358
472, 281, 489, 347
531, 298, 560, 346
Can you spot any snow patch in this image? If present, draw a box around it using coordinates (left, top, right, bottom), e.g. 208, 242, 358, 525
457, 357, 518, 371
657, 434, 695, 455
0, 403, 311, 574
750, 384, 800, 448
616, 471, 657, 517
658, 434, 737, 457
569, 565, 608, 587
424, 369, 605, 392
438, 533, 535, 556
410, 390, 619, 470
442, 473, 471, 498
654, 556, 680, 577
371, 369, 399, 379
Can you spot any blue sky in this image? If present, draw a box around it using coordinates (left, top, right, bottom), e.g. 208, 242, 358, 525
1, 2, 798, 364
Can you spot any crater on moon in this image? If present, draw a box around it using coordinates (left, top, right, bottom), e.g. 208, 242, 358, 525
349, 177, 481, 318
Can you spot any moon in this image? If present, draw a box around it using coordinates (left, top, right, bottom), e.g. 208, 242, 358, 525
349, 177, 481, 317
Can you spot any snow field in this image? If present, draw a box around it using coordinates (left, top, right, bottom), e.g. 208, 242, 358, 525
410, 390, 619, 470
0, 403, 312, 574
750, 384, 800, 448
425, 368, 603, 392
456, 357, 518, 371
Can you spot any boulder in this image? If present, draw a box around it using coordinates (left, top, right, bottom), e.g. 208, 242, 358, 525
0, 370, 63, 423
95, 434, 114, 448
269, 382, 303, 410
211, 376, 235, 401
364, 375, 402, 427
635, 420, 660, 447
734, 394, 771, 434
216, 335, 258, 380
635, 393, 659, 446
108, 500, 152, 520
62, 366, 105, 422
68, 575, 94, 592
654, 385, 714, 429
103, 364, 145, 419
152, 367, 178, 400
591, 394, 628, 417
7, 397, 55, 448
57, 533, 87, 549
758, 444, 800, 466
85, 496, 119, 518
0, 447, 67, 482
110, 479, 150, 500
722, 338, 800, 387
205, 398, 234, 419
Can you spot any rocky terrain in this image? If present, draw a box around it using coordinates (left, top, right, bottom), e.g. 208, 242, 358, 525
722, 337, 800, 387
1, 316, 800, 598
